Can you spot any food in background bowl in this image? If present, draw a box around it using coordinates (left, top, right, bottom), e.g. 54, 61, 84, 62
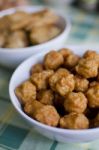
15, 48, 99, 130
0, 9, 62, 48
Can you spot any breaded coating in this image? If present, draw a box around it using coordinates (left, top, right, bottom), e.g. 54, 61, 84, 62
64, 92, 87, 113
31, 70, 54, 90
9, 11, 32, 30
0, 16, 11, 31
60, 113, 89, 129
49, 68, 70, 91
26, 9, 59, 30
64, 54, 80, 69
74, 75, 89, 92
76, 58, 98, 78
55, 74, 75, 96
35, 105, 60, 127
83, 50, 99, 65
30, 25, 61, 44
44, 51, 64, 70
15, 80, 36, 105
59, 48, 73, 58
5, 30, 28, 48
86, 83, 99, 108
37, 89, 54, 105
0, 31, 8, 47
24, 100, 43, 116
30, 63, 44, 75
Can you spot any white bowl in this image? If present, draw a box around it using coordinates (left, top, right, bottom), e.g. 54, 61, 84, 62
9, 45, 99, 143
0, 6, 71, 69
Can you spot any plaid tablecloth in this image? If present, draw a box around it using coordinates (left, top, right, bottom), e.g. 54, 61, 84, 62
0, 1, 99, 150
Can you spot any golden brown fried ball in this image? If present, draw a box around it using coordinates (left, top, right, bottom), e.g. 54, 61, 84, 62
59, 48, 73, 58
86, 83, 99, 108
0, 31, 8, 47
30, 25, 61, 44
15, 80, 36, 105
76, 58, 98, 78
24, 100, 43, 117
74, 75, 89, 92
35, 105, 60, 127
64, 92, 87, 113
83, 50, 99, 65
49, 68, 70, 91
30, 63, 44, 75
55, 74, 75, 96
60, 113, 89, 129
64, 54, 80, 69
31, 70, 54, 90
44, 51, 64, 70
37, 89, 54, 105
5, 30, 28, 48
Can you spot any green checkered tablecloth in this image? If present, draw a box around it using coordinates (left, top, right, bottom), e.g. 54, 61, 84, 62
0, 2, 99, 150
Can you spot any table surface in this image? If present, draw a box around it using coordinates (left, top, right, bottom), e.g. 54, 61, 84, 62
0, 1, 99, 150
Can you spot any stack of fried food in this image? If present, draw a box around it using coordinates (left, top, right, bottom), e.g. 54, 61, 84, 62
15, 48, 99, 130
0, 9, 61, 48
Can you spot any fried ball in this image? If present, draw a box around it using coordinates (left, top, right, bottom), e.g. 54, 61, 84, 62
30, 63, 44, 75
49, 68, 70, 91
83, 50, 99, 65
44, 51, 64, 70
92, 113, 99, 128
89, 81, 99, 88
64, 54, 80, 69
15, 80, 36, 105
35, 105, 60, 127
64, 92, 87, 113
30, 25, 61, 44
60, 113, 89, 129
0, 31, 8, 47
5, 30, 28, 48
76, 58, 98, 78
0, 16, 11, 31
9, 11, 32, 30
24, 100, 43, 117
31, 70, 54, 90
74, 75, 89, 92
37, 89, 54, 105
86, 83, 99, 108
55, 74, 75, 96
59, 48, 73, 58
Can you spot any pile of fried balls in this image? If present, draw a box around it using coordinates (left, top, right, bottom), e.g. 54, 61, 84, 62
15, 48, 99, 129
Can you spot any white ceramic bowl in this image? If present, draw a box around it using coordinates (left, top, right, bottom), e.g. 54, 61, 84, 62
0, 6, 71, 69
9, 45, 99, 143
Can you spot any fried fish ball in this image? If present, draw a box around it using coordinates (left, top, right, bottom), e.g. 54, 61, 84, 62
44, 51, 64, 70
30, 63, 44, 75
37, 89, 54, 105
0, 16, 11, 31
35, 105, 60, 127
5, 30, 28, 48
59, 48, 73, 58
26, 9, 59, 30
24, 100, 43, 116
83, 50, 99, 65
76, 58, 98, 78
60, 113, 89, 129
49, 68, 70, 91
56, 74, 75, 96
9, 11, 32, 30
64, 92, 87, 113
64, 54, 80, 69
31, 70, 54, 90
86, 83, 99, 108
92, 113, 99, 128
30, 25, 61, 45
74, 75, 89, 92
15, 80, 36, 105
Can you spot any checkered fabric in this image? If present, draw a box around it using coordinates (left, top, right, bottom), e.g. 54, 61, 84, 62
0, 1, 99, 150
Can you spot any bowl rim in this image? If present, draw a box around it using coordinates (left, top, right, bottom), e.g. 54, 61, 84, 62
0, 5, 71, 53
9, 45, 99, 135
